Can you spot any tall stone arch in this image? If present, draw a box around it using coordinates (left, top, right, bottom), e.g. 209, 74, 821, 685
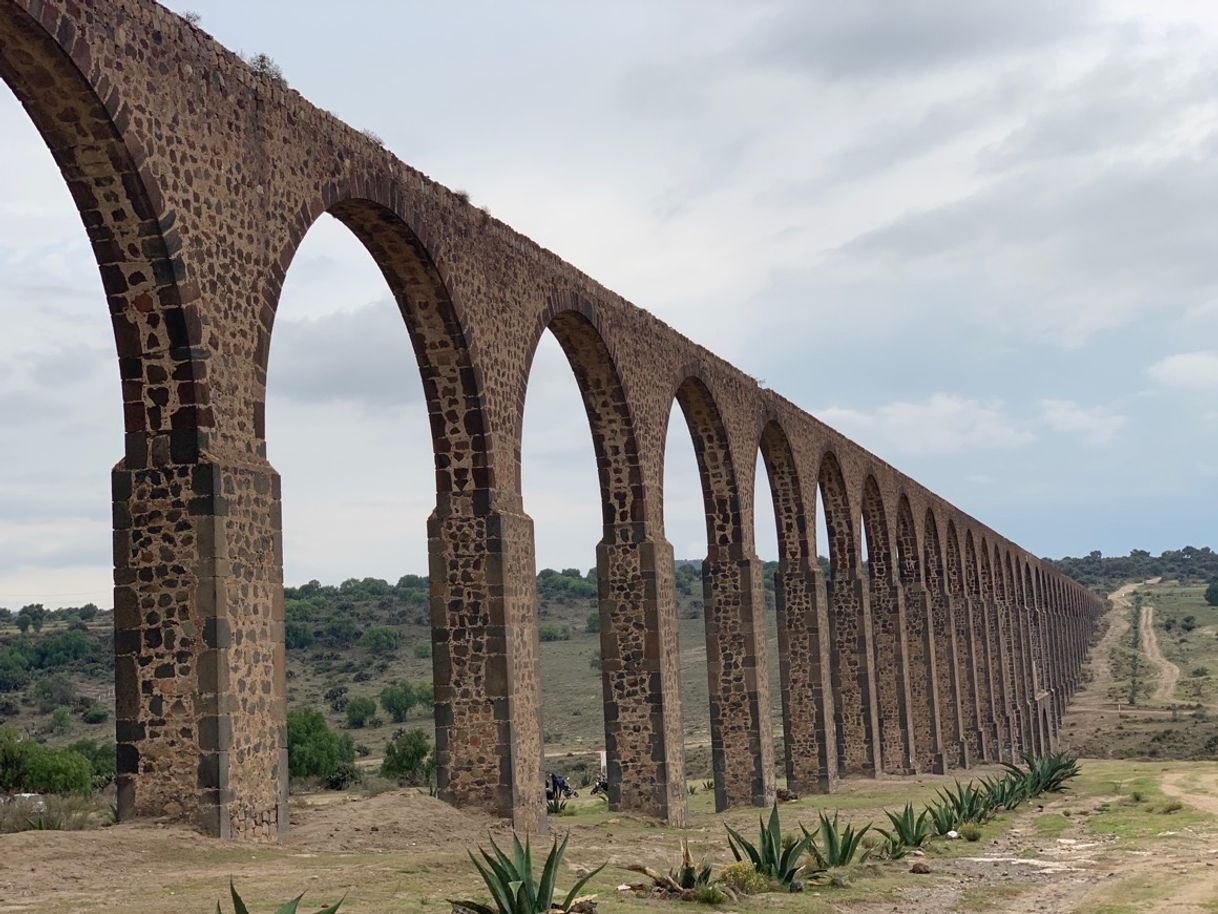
0, 0, 230, 834
521, 295, 686, 824
862, 477, 915, 773
758, 420, 835, 792
924, 510, 968, 768
820, 452, 880, 776
945, 520, 983, 761
896, 494, 941, 771
672, 375, 773, 810
965, 530, 999, 761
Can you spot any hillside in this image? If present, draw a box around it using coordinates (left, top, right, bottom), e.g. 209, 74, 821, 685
3, 550, 1216, 787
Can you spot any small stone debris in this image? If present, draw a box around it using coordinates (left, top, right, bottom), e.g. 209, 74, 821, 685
909, 862, 932, 875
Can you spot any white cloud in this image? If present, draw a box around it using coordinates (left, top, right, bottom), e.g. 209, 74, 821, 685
819, 394, 1033, 458
1040, 399, 1126, 444
1147, 351, 1218, 390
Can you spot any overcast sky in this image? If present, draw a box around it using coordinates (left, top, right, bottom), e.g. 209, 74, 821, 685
2, 0, 1216, 607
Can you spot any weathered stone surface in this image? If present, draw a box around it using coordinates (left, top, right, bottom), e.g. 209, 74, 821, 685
0, 0, 1104, 841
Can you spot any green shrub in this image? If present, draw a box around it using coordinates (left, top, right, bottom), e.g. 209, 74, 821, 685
719, 860, 767, 895
361, 625, 401, 656
959, 822, 982, 841
323, 762, 363, 791
67, 738, 116, 785
285, 621, 315, 650
32, 672, 78, 713
381, 727, 433, 785
379, 682, 417, 723
584, 612, 600, 634
286, 709, 354, 780
693, 885, 727, 904
538, 623, 570, 643
0, 649, 30, 692
451, 833, 603, 914
414, 642, 432, 659
23, 744, 92, 795
81, 705, 109, 724
345, 696, 377, 728
49, 707, 72, 733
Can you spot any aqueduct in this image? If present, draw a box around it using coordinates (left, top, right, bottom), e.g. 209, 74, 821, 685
0, 0, 1104, 839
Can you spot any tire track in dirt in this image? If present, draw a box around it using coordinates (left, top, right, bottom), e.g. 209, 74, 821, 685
1141, 601, 1181, 705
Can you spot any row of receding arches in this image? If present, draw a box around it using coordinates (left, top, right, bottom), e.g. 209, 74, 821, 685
0, 0, 1101, 839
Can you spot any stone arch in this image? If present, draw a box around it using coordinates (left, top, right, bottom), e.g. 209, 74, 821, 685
519, 294, 685, 823
263, 192, 490, 503
924, 510, 966, 767
758, 420, 834, 792
0, 2, 224, 831
966, 530, 998, 761
946, 521, 981, 761
862, 477, 915, 773
898, 494, 941, 770
758, 421, 811, 564
259, 190, 548, 827
669, 375, 773, 810
819, 452, 878, 775
672, 376, 744, 556
1002, 550, 1031, 751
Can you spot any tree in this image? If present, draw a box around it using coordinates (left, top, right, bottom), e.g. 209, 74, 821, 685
285, 621, 314, 650
77, 603, 99, 622
286, 708, 355, 780
17, 604, 46, 633
361, 625, 401, 656
585, 612, 601, 634
1206, 579, 1218, 607
381, 728, 433, 785
345, 696, 377, 728
379, 682, 417, 723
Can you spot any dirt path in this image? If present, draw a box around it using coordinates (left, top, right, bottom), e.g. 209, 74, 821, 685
1141, 600, 1181, 705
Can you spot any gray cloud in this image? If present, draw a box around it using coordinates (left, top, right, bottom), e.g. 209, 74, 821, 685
748, 0, 1095, 80
267, 302, 425, 407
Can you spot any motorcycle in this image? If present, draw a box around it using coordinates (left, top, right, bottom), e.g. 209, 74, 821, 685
589, 774, 609, 797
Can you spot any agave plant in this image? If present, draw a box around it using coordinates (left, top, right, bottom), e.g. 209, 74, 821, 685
451, 833, 603, 914
925, 799, 958, 836
980, 773, 1030, 812
672, 839, 713, 889
545, 796, 567, 815
876, 804, 931, 859
1005, 751, 1080, 796
802, 811, 872, 869
725, 803, 814, 887
218, 881, 343, 914
935, 780, 994, 825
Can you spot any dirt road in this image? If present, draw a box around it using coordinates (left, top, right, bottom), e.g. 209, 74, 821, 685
1141, 600, 1181, 705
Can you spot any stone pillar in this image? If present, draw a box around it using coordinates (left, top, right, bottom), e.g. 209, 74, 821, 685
993, 595, 1020, 759
114, 454, 283, 840
902, 584, 944, 772
968, 596, 1000, 761
826, 572, 881, 776
953, 594, 986, 762
1010, 603, 1036, 754
869, 575, 917, 773
431, 505, 544, 833
1026, 606, 1048, 755
928, 587, 968, 768
703, 551, 776, 811
775, 560, 837, 793
596, 533, 687, 826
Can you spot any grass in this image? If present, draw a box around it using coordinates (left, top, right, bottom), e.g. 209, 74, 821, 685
1143, 581, 1218, 705
951, 884, 1027, 912
1032, 813, 1071, 838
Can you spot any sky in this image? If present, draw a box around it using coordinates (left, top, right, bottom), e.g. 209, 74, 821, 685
1, 0, 1216, 608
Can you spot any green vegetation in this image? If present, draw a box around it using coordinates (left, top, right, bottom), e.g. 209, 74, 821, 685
217, 881, 343, 914
380, 728, 433, 785
804, 811, 872, 869
0, 725, 92, 795
725, 803, 814, 887
451, 833, 604, 914
344, 696, 377, 728
877, 803, 932, 859
1050, 546, 1218, 590
285, 709, 354, 781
